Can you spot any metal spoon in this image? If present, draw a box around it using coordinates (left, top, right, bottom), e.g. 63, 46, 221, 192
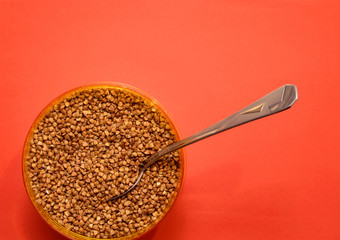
107, 84, 298, 201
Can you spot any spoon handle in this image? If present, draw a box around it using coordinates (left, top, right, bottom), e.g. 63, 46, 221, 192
144, 84, 298, 169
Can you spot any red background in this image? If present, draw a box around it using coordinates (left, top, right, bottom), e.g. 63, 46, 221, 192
1, 1, 339, 240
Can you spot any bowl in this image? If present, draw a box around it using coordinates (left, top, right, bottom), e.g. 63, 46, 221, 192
22, 82, 186, 240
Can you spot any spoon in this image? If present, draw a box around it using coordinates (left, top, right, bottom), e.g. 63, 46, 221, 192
107, 84, 298, 201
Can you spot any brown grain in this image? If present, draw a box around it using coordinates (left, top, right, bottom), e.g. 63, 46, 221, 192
26, 87, 181, 238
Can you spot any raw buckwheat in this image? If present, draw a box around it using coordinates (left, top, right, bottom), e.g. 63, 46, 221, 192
25, 87, 181, 238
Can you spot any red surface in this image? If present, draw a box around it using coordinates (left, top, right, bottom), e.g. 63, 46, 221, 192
0, 1, 339, 240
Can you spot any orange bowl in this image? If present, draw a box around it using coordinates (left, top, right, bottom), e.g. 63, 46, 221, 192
22, 82, 186, 240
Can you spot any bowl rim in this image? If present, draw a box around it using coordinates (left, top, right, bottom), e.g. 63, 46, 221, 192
22, 82, 186, 240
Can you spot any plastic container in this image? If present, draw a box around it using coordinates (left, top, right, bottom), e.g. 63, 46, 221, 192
22, 82, 186, 240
